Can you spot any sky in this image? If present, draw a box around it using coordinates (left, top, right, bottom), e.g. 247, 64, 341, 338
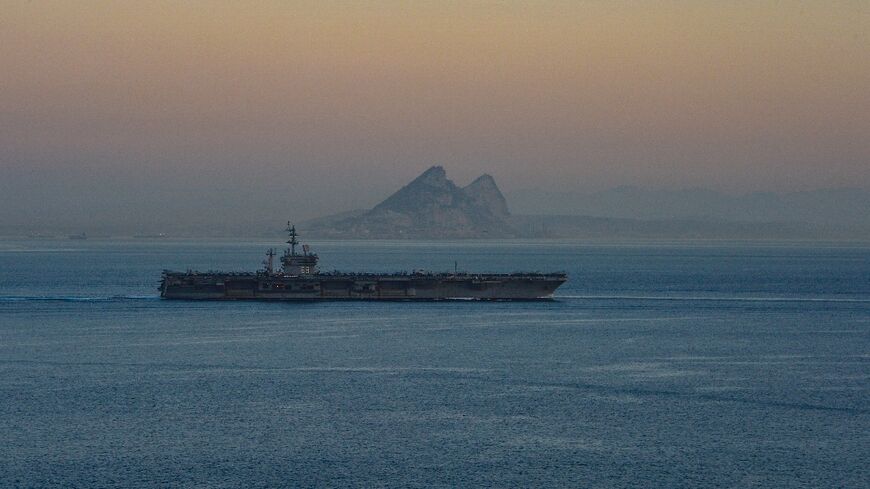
1, 1, 868, 232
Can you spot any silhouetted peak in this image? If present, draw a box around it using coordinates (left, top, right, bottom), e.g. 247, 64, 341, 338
373, 166, 459, 213
312, 166, 517, 238
463, 173, 510, 218
407, 166, 449, 188
465, 174, 497, 190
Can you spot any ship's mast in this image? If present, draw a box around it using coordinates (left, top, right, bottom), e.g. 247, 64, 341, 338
286, 221, 299, 256
263, 248, 276, 274
281, 221, 318, 275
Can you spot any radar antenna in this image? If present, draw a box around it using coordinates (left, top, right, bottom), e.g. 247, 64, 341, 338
286, 221, 299, 256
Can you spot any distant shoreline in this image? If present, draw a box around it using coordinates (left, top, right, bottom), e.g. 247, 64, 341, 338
2, 235, 870, 248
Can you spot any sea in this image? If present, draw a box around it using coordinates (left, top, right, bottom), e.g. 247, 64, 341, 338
0, 238, 868, 488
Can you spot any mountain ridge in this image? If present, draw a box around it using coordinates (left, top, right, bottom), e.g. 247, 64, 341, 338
299, 171, 870, 241
302, 166, 516, 238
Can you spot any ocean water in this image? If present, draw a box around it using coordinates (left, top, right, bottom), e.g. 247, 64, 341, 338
0, 239, 868, 488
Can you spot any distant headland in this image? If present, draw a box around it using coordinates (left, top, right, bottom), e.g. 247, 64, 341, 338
299, 167, 870, 241
5, 166, 869, 241
301, 166, 517, 239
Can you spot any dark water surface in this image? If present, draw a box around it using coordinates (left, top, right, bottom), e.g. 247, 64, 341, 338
1, 239, 868, 488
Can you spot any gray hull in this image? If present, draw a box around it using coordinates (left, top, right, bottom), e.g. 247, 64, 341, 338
160, 272, 566, 301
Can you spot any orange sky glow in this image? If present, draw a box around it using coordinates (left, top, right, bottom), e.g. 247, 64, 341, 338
1, 1, 868, 225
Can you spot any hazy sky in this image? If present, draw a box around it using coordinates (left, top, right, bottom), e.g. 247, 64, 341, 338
1, 1, 868, 229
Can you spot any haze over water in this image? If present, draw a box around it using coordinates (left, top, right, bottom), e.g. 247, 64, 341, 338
2, 1, 869, 232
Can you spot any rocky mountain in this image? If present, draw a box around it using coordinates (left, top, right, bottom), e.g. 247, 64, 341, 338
297, 168, 870, 241
463, 174, 510, 220
302, 166, 516, 238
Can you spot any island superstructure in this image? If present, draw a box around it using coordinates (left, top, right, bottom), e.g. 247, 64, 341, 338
160, 223, 567, 301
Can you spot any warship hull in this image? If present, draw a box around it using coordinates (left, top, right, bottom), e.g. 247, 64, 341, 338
160, 272, 566, 301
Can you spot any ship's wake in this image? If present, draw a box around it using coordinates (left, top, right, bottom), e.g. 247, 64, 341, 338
556, 294, 870, 303
0, 295, 159, 303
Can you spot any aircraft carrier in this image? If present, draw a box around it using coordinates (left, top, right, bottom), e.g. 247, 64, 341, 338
160, 223, 566, 301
